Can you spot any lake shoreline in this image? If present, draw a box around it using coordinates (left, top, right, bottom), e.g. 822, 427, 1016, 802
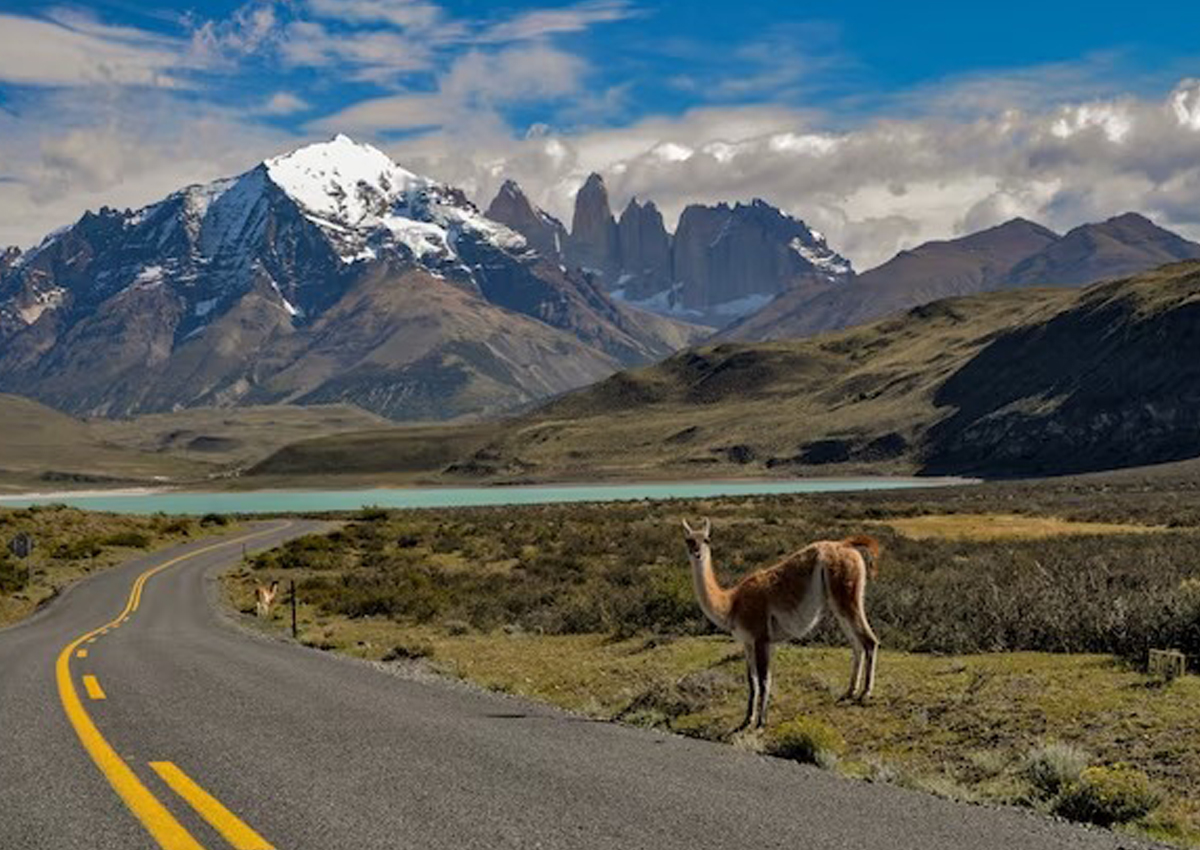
0, 475, 976, 515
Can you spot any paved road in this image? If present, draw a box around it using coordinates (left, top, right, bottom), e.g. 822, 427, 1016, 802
0, 520, 1160, 850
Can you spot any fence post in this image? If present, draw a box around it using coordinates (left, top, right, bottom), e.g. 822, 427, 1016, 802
290, 579, 298, 640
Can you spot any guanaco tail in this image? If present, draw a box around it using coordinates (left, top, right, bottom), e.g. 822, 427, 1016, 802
682, 517, 881, 731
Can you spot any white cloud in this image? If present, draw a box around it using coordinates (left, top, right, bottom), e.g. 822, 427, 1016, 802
262, 92, 311, 115
309, 44, 586, 132
0, 12, 186, 88
478, 1, 637, 43
383, 83, 1200, 270
305, 0, 445, 31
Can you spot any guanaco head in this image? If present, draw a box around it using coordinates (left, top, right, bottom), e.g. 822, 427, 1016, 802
681, 517, 712, 562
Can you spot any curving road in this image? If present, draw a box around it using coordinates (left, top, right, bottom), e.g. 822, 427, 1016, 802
0, 520, 1161, 850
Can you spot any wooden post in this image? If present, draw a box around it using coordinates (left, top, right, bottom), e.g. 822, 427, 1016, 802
290, 579, 298, 640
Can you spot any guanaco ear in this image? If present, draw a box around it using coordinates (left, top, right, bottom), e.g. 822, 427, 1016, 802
701, 517, 711, 536
681, 518, 694, 534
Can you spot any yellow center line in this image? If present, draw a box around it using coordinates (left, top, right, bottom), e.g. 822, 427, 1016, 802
83, 675, 107, 700
55, 521, 293, 850
150, 762, 276, 850
77, 649, 88, 658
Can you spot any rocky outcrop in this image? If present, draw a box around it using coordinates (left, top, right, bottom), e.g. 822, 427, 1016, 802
670, 200, 853, 319
484, 180, 568, 261
567, 173, 621, 280
615, 199, 672, 300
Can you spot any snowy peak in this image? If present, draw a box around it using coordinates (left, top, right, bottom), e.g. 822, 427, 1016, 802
264, 134, 429, 227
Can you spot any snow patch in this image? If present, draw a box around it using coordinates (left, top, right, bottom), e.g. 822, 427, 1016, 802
789, 237, 853, 276
265, 134, 428, 226
135, 265, 164, 286
17, 286, 65, 324
194, 298, 218, 318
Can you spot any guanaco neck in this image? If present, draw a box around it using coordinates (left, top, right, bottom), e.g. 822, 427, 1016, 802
690, 546, 732, 630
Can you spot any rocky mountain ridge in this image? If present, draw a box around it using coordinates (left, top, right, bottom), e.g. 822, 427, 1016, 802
0, 136, 703, 420
487, 173, 855, 327
723, 212, 1200, 341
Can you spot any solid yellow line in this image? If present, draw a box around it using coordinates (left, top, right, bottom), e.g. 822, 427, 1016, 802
150, 762, 275, 850
55, 522, 292, 850
77, 649, 88, 658
83, 675, 107, 700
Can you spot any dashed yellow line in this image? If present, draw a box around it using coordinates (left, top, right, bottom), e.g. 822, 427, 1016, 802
83, 675, 106, 700
55, 522, 292, 850
150, 762, 276, 850
77, 649, 88, 658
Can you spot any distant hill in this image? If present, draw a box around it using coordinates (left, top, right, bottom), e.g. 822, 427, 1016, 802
0, 396, 388, 492
0, 394, 201, 490
724, 213, 1200, 342
411, 261, 1200, 481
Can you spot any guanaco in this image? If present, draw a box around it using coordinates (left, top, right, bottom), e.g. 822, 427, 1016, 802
682, 518, 880, 730
255, 580, 280, 619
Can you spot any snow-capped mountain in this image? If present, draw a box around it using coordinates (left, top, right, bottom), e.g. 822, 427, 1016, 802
0, 136, 704, 420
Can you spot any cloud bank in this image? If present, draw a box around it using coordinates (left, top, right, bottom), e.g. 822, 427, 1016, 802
2, 2, 1200, 273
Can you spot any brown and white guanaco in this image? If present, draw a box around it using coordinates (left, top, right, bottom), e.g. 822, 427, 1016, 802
255, 580, 280, 619
682, 518, 881, 730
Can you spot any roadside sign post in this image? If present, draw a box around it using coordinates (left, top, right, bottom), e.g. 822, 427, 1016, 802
290, 579, 298, 639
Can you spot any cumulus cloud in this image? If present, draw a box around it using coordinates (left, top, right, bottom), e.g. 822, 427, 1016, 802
385, 79, 1200, 269
4, 0, 1200, 279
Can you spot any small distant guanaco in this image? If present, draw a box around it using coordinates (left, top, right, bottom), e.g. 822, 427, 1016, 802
255, 580, 280, 619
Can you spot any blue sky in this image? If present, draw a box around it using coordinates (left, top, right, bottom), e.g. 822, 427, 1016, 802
2, 0, 1200, 266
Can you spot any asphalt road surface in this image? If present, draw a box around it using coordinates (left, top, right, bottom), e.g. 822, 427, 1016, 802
0, 520, 1161, 850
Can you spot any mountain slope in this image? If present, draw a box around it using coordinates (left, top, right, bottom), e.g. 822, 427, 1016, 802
724, 213, 1200, 342
431, 261, 1200, 480
724, 218, 1058, 341
0, 136, 702, 420
1003, 212, 1200, 287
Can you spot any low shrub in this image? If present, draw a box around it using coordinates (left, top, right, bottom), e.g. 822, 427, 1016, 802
199, 513, 229, 527
768, 717, 845, 768
1023, 742, 1091, 799
381, 641, 433, 661
0, 555, 28, 593
1052, 765, 1161, 827
53, 538, 103, 559
100, 531, 151, 548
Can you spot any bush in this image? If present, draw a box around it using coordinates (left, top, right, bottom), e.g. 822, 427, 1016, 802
0, 555, 28, 593
53, 538, 103, 559
381, 641, 433, 661
768, 717, 845, 768
1052, 765, 1161, 827
100, 531, 151, 549
1023, 742, 1091, 799
199, 513, 229, 527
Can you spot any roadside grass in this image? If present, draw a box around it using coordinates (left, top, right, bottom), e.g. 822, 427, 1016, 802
0, 505, 233, 628
870, 513, 1166, 540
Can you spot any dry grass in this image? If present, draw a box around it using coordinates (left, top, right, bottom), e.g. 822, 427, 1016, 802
0, 506, 232, 627
872, 513, 1168, 541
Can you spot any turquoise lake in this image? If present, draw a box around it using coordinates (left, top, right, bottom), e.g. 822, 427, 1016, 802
0, 478, 967, 515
